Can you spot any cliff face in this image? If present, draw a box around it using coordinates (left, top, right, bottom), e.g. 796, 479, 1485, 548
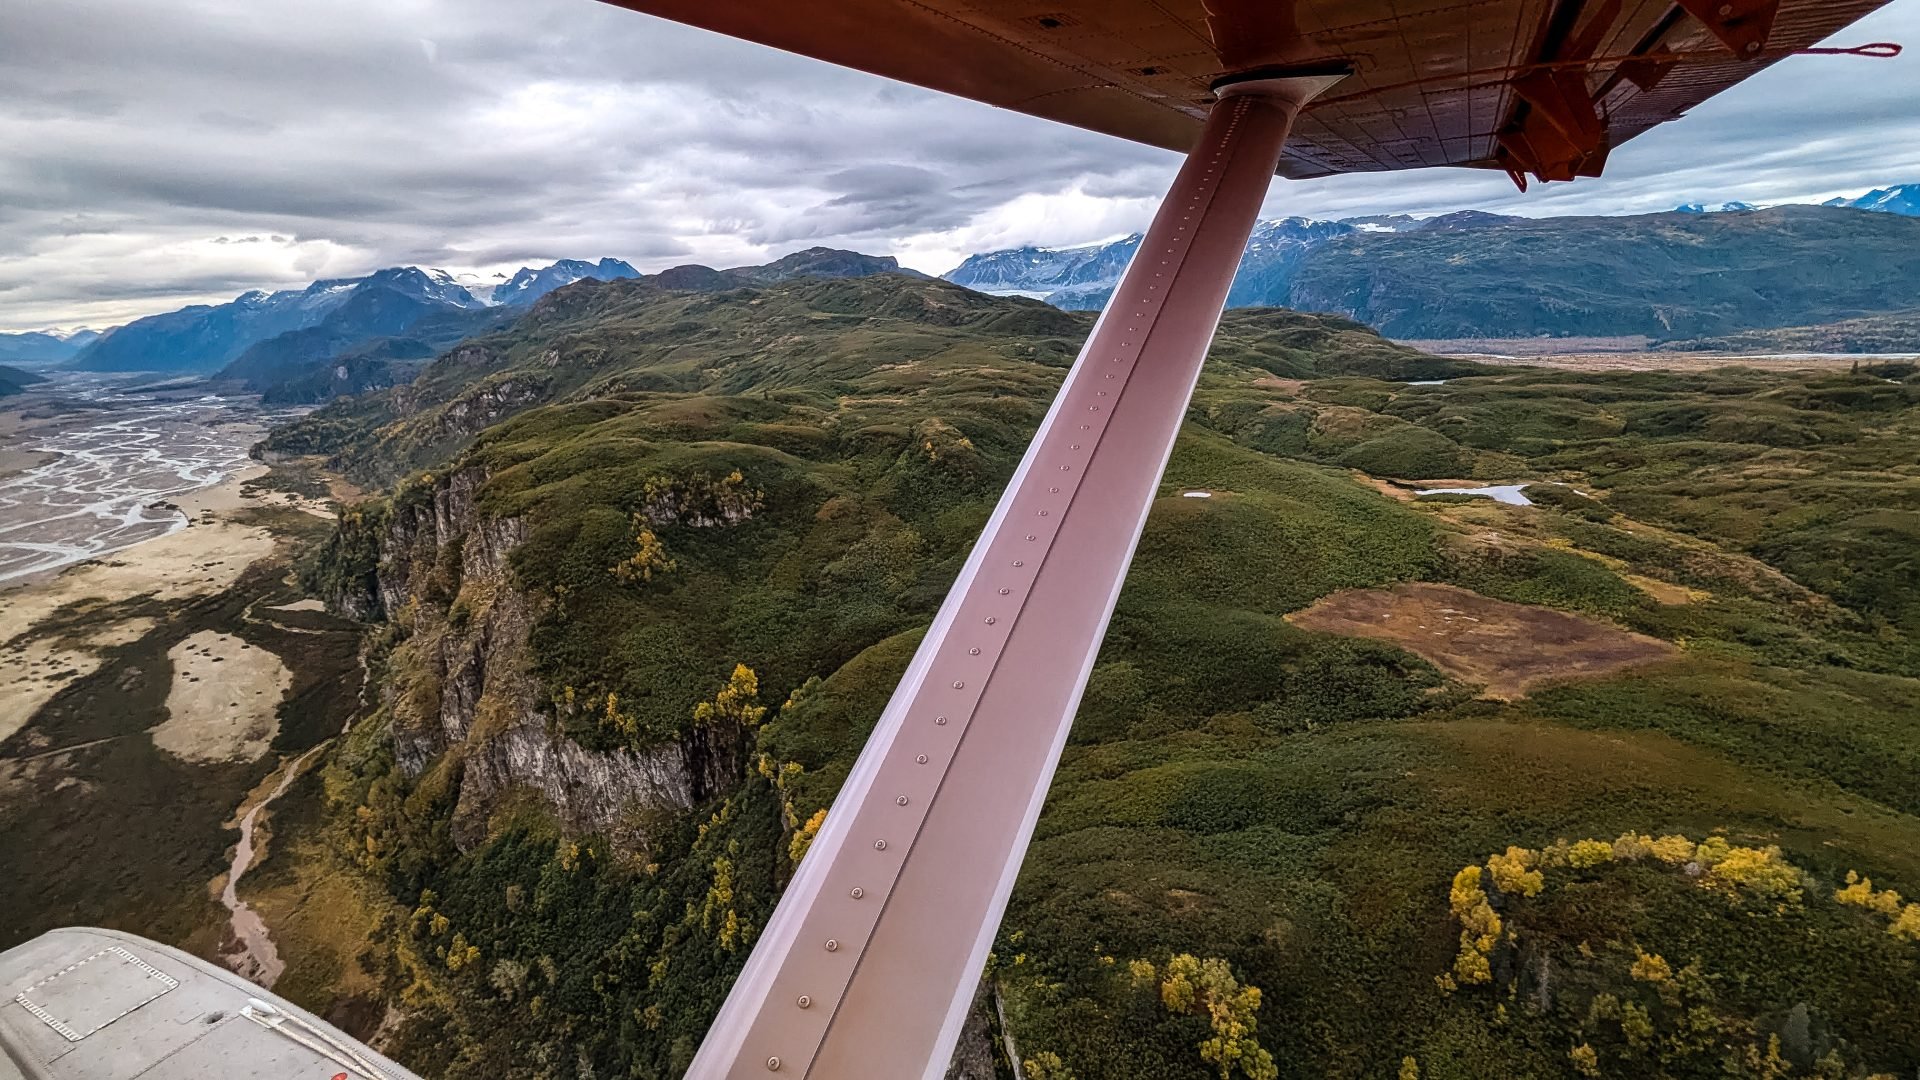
343, 465, 710, 850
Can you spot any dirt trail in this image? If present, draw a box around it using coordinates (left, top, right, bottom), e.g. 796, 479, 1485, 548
221, 743, 326, 987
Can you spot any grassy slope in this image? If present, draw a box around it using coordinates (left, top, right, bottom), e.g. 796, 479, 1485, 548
283, 277, 1920, 1079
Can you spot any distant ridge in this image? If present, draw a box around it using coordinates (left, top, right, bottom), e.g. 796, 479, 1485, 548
209, 248, 919, 403
68, 257, 640, 375
946, 204, 1920, 340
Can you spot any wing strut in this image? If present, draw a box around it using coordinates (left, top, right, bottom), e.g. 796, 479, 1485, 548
689, 69, 1344, 1080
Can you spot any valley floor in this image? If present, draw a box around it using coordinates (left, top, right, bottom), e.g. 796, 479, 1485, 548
0, 456, 364, 1001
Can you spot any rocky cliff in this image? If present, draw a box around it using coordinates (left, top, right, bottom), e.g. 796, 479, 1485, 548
329, 465, 721, 850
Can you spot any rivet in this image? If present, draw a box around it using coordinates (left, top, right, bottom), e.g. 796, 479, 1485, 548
1060, 465, 1071, 471
936, 715, 948, 724
952, 680, 964, 688
1106, 373, 1115, 379
769, 1057, 782, 1071
984, 616, 997, 625
1013, 559, 1024, 566
999, 587, 1010, 595
916, 754, 928, 764
1048, 487, 1059, 493
896, 795, 910, 806
1024, 534, 1036, 541
825, 939, 839, 952
1038, 510, 1049, 517
851, 887, 865, 899
969, 647, 981, 655
797, 995, 812, 1008
874, 839, 888, 851
1070, 444, 1081, 449
1097, 392, 1107, 397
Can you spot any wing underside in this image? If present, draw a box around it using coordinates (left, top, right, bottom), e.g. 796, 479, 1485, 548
602, 0, 1890, 185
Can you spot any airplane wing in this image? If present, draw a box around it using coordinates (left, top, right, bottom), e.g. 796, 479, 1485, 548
601, 0, 1892, 185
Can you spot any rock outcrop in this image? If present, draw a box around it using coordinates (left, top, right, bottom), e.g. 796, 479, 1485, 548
335, 464, 711, 850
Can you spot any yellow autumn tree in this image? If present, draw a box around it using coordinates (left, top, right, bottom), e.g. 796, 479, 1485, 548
1567, 839, 1615, 869
1487, 847, 1545, 897
1648, 834, 1695, 865
610, 516, 675, 582
1629, 949, 1672, 986
1835, 871, 1905, 915
1891, 904, 1920, 942
694, 663, 769, 729
789, 809, 826, 865
1448, 866, 1501, 985
1155, 954, 1278, 1080
1703, 844, 1804, 903
1024, 1052, 1076, 1080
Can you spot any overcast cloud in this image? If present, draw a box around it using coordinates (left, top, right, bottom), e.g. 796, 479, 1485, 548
2, 0, 1917, 331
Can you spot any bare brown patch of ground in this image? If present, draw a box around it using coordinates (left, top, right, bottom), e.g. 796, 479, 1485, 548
1252, 376, 1306, 394
1288, 582, 1673, 699
152, 630, 291, 763
1397, 336, 1654, 356
267, 598, 327, 612
1354, 471, 1414, 501
1623, 574, 1706, 605
1398, 339, 1872, 374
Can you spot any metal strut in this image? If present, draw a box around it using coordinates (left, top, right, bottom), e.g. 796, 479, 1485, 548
688, 70, 1343, 1080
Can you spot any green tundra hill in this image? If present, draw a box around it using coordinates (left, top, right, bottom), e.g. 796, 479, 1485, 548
261, 271, 1920, 1080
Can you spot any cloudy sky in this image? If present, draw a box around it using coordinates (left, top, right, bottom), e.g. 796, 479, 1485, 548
3, 0, 1917, 332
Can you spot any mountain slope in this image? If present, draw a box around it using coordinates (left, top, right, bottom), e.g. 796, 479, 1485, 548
70, 279, 374, 374
1288, 206, 1920, 339
950, 205, 1920, 340
490, 257, 640, 308
0, 364, 45, 396
267, 270, 1472, 486
0, 331, 93, 365
1661, 308, 1920, 353
215, 287, 512, 403
1825, 183, 1920, 216
70, 260, 619, 375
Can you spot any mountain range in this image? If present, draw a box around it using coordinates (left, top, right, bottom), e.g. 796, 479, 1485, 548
19, 182, 1920, 393
0, 329, 102, 366
64, 258, 643, 382
947, 201, 1920, 341
1825, 183, 1920, 216
57, 248, 912, 403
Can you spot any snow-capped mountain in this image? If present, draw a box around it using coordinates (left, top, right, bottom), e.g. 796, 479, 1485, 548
946, 215, 1419, 310
1675, 201, 1758, 213
491, 257, 641, 308
1824, 184, 1920, 216
68, 258, 634, 373
359, 266, 490, 310
944, 235, 1143, 298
